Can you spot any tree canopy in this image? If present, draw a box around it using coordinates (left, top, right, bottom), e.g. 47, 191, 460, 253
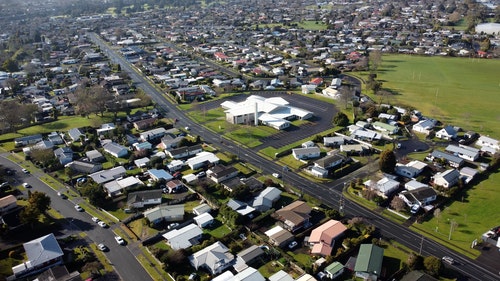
379, 149, 396, 173
333, 112, 349, 127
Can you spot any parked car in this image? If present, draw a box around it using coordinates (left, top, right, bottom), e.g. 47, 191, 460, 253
91, 217, 100, 223
272, 173, 281, 178
22, 168, 29, 174
288, 241, 298, 249
22, 182, 31, 188
115, 236, 125, 245
98, 221, 108, 228
97, 243, 108, 251
168, 223, 179, 230
197, 171, 206, 178
74, 205, 83, 212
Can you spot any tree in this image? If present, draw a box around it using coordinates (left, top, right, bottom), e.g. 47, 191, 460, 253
433, 208, 441, 226
379, 149, 396, 173
333, 112, 349, 127
20, 205, 40, 227
28, 191, 51, 214
2, 59, 19, 72
424, 256, 442, 276
369, 50, 382, 71
406, 252, 424, 270
80, 183, 108, 207
390, 196, 406, 212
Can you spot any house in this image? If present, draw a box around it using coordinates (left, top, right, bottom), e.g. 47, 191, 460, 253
429, 151, 464, 168
133, 117, 157, 130
189, 241, 235, 275
227, 199, 256, 217
134, 157, 150, 168
194, 212, 214, 228
314, 154, 347, 170
104, 176, 143, 197
302, 140, 315, 148
309, 220, 347, 256
96, 123, 116, 135
165, 179, 183, 193
54, 147, 73, 165
139, 127, 167, 142
0, 195, 18, 215
159, 134, 184, 150
445, 145, 479, 161
374, 177, 400, 196
323, 136, 345, 147
89, 166, 126, 184
223, 177, 263, 193
33, 265, 81, 281
213, 267, 265, 281
433, 169, 460, 188
103, 142, 128, 158
412, 119, 437, 135
405, 180, 428, 191
166, 144, 204, 159
265, 225, 295, 248
295, 274, 317, 281
351, 129, 381, 142
252, 187, 282, 212
164, 224, 203, 250
148, 169, 173, 182
460, 167, 478, 184
292, 147, 321, 160
68, 128, 84, 141
399, 187, 438, 207
273, 201, 312, 232
193, 203, 211, 216
234, 245, 265, 272
69, 160, 102, 174
207, 165, 239, 184
127, 190, 162, 208
166, 159, 184, 172
144, 204, 184, 225
436, 125, 457, 140
86, 149, 105, 162
324, 261, 344, 280
11, 233, 64, 278
340, 144, 370, 155
395, 160, 427, 178
15, 134, 43, 147
400, 270, 439, 281
47, 132, 64, 145
476, 135, 499, 152
354, 244, 384, 280
134, 141, 152, 151
269, 270, 294, 281
372, 121, 398, 134
185, 151, 220, 170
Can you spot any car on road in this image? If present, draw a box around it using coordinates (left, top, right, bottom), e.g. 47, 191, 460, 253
22, 168, 29, 174
98, 221, 108, 228
272, 173, 281, 178
57, 192, 67, 199
442, 256, 455, 265
97, 243, 108, 251
74, 204, 83, 212
115, 236, 125, 245
91, 217, 100, 223
22, 182, 31, 188
288, 241, 298, 249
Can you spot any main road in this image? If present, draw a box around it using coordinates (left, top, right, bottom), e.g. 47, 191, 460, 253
89, 33, 498, 281
0, 154, 153, 281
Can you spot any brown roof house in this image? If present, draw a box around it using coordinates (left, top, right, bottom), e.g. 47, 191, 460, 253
273, 201, 312, 233
265, 225, 294, 248
308, 219, 347, 256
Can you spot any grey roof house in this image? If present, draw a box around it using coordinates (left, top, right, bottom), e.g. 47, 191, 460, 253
189, 241, 235, 275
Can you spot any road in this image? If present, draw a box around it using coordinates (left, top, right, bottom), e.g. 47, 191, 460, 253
89, 33, 499, 280
0, 154, 153, 281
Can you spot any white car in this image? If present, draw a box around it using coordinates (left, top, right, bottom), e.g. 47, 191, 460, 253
115, 236, 125, 245
288, 241, 298, 249
272, 173, 281, 178
97, 243, 108, 251
22, 182, 31, 188
98, 221, 108, 228
22, 168, 29, 174
74, 205, 83, 212
168, 222, 179, 230
442, 256, 455, 265
91, 217, 100, 223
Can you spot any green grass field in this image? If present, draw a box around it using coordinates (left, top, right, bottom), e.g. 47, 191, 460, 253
368, 54, 500, 138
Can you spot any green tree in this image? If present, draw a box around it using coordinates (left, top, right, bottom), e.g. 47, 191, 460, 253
379, 149, 396, 173
333, 112, 349, 127
424, 256, 442, 276
80, 183, 108, 207
28, 191, 51, 214
2, 59, 19, 72
20, 205, 40, 227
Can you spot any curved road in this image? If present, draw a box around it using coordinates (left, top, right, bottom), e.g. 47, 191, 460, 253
89, 33, 498, 281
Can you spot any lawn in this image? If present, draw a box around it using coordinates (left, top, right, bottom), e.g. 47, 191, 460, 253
297, 20, 328, 31
365, 54, 500, 139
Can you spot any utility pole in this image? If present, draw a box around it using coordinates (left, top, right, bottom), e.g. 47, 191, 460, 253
449, 219, 458, 240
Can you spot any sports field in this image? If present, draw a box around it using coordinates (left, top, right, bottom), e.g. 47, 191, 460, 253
371, 54, 500, 138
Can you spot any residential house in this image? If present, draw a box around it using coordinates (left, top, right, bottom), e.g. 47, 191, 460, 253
96, 123, 116, 135
373, 177, 400, 197
269, 270, 294, 281
445, 145, 479, 161
399, 187, 438, 208
395, 160, 427, 178
314, 154, 347, 170
476, 135, 499, 152
354, 244, 384, 280
309, 219, 347, 256
15, 134, 43, 147
308, 165, 329, 178
405, 180, 428, 191
273, 201, 312, 232
193, 203, 211, 216
436, 125, 457, 140
166, 144, 203, 159
323, 136, 345, 147
223, 177, 263, 193
0, 195, 18, 215
47, 132, 64, 145
460, 167, 478, 184
89, 166, 126, 184
433, 169, 460, 188
234, 245, 265, 272
265, 226, 295, 248
185, 151, 220, 170
207, 165, 239, 184
159, 134, 184, 150
252, 187, 282, 212
127, 190, 162, 208
412, 119, 437, 135
33, 265, 81, 281
69, 160, 102, 174
429, 151, 464, 168
165, 179, 183, 193
227, 199, 256, 217
104, 176, 143, 197
68, 128, 84, 142
164, 224, 203, 250
292, 147, 321, 160
194, 212, 214, 228
134, 141, 152, 151
54, 147, 73, 165
295, 274, 317, 281
103, 142, 128, 158
324, 261, 345, 280
167, 159, 184, 172
148, 169, 173, 182
213, 267, 265, 281
340, 144, 370, 155
139, 127, 167, 142
302, 140, 315, 148
11, 233, 64, 278
85, 150, 105, 162
189, 241, 235, 275
144, 204, 184, 225
133, 117, 157, 130
400, 271, 439, 281
134, 157, 150, 168
351, 129, 381, 142
372, 121, 398, 134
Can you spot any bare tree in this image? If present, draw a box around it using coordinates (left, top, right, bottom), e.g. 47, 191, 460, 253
390, 196, 406, 212
369, 50, 382, 71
